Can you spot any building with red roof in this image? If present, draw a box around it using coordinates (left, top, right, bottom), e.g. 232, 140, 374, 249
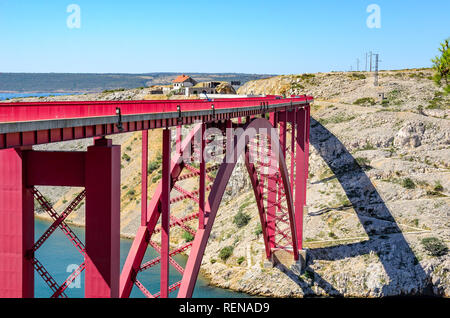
172, 74, 197, 89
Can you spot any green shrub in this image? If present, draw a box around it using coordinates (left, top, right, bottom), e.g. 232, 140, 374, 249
359, 142, 376, 151
74, 201, 84, 211
208, 169, 218, 179
126, 189, 136, 197
355, 157, 370, 165
291, 83, 305, 90
328, 232, 337, 239
336, 193, 351, 206
210, 258, 217, 264
254, 223, 263, 236
417, 105, 424, 114
233, 211, 251, 228
318, 114, 356, 126
426, 91, 446, 109
402, 178, 416, 189
434, 181, 444, 192
298, 73, 315, 80
148, 161, 160, 174
34, 196, 52, 212
354, 97, 376, 106
421, 237, 448, 256
182, 231, 194, 242
355, 157, 372, 170
102, 88, 125, 93
387, 89, 401, 101
152, 175, 162, 183
219, 246, 234, 261
122, 153, 131, 162
304, 270, 315, 280
431, 38, 450, 95
350, 72, 366, 80
237, 256, 245, 265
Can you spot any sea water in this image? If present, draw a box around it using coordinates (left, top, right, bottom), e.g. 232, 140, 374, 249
35, 218, 251, 298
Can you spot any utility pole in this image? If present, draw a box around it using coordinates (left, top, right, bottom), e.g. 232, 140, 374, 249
357, 58, 360, 72
369, 51, 373, 72
365, 53, 368, 72
374, 53, 380, 86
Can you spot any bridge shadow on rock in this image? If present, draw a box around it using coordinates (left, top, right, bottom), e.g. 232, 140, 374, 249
275, 262, 343, 297
289, 118, 432, 296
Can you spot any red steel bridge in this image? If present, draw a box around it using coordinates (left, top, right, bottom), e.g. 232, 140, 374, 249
0, 95, 312, 298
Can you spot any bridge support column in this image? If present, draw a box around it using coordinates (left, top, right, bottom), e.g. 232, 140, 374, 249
304, 105, 310, 196
160, 128, 171, 298
295, 109, 307, 251
176, 125, 182, 154
266, 113, 277, 249
199, 123, 206, 230
85, 138, 120, 298
0, 148, 34, 298
289, 110, 296, 193
141, 130, 148, 226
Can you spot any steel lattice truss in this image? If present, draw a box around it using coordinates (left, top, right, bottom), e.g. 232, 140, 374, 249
29, 188, 86, 298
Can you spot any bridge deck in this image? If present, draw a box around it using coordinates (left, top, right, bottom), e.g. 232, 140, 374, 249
0, 95, 313, 150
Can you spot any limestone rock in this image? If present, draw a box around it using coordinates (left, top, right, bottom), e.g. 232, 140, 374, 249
394, 121, 425, 148
215, 82, 236, 94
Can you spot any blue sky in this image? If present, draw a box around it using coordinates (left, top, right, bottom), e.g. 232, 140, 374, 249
0, 0, 449, 74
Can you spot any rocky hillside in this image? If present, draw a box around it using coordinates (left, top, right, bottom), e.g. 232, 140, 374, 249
238, 69, 449, 118
23, 68, 449, 297
233, 69, 449, 297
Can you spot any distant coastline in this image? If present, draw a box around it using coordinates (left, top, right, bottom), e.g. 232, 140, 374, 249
0, 90, 87, 94
0, 92, 85, 101
0, 72, 272, 96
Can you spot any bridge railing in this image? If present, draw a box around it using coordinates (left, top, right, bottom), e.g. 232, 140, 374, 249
0, 96, 313, 123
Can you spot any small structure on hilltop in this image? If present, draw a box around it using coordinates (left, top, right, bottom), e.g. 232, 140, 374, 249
184, 81, 237, 97
149, 86, 164, 95
231, 81, 241, 91
201, 81, 221, 89
185, 81, 220, 97
173, 74, 197, 89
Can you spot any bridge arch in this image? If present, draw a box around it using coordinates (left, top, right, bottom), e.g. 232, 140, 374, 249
120, 117, 301, 298
178, 117, 299, 297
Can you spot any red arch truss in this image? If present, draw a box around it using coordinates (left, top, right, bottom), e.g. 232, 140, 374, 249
120, 117, 300, 298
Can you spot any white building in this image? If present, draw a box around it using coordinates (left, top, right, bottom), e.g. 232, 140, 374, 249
172, 74, 197, 89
